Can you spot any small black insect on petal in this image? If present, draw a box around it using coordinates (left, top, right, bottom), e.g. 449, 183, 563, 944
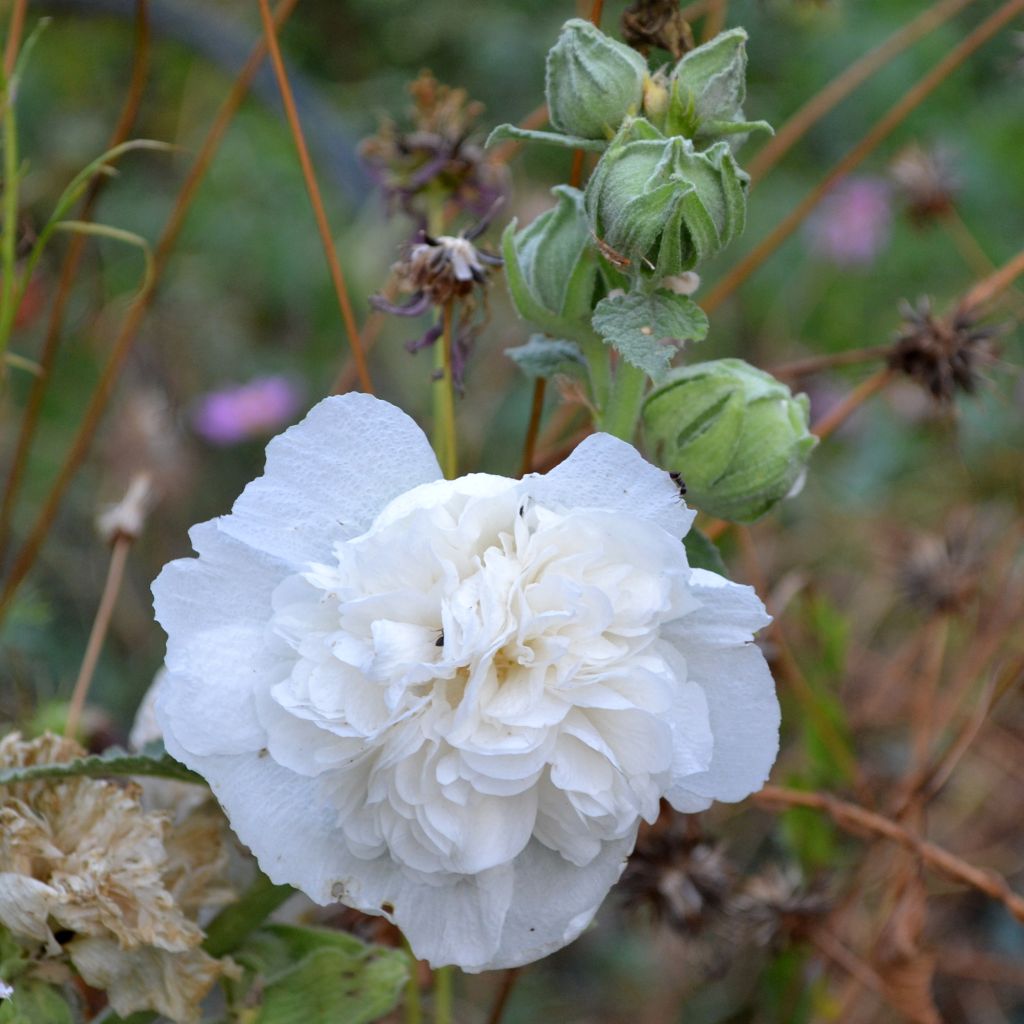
435, 631, 445, 647
670, 471, 687, 497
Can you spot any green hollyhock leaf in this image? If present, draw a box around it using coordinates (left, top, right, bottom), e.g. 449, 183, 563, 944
506, 336, 587, 380
0, 741, 203, 787
683, 527, 728, 576
644, 358, 817, 522
235, 924, 407, 1024
592, 289, 708, 380
0, 978, 73, 1024
485, 124, 607, 153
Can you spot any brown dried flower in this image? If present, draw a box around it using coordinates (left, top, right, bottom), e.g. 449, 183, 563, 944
890, 143, 960, 226
727, 865, 831, 948
621, 0, 695, 59
888, 297, 1000, 402
898, 512, 985, 616
0, 732, 232, 1023
619, 817, 735, 934
360, 70, 507, 222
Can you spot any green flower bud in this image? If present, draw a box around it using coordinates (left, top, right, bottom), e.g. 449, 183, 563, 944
546, 19, 649, 140
584, 120, 749, 278
502, 185, 599, 339
643, 359, 817, 522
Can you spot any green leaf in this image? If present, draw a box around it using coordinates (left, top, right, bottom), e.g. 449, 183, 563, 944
591, 289, 708, 380
0, 744, 204, 787
0, 978, 73, 1024
683, 527, 727, 576
236, 925, 407, 1024
203, 872, 295, 959
506, 336, 586, 380
486, 123, 607, 152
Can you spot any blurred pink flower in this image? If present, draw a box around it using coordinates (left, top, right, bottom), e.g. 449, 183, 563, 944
805, 176, 891, 267
192, 376, 303, 446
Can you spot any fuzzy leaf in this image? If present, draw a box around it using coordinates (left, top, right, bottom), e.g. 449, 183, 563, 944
236, 925, 407, 1024
592, 289, 708, 380
486, 124, 607, 152
683, 528, 728, 576
506, 336, 587, 380
0, 744, 204, 787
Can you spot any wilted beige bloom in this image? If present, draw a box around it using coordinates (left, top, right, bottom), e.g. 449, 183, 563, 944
0, 732, 231, 1023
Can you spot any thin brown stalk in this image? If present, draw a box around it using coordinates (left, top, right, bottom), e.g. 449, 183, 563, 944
65, 534, 131, 739
702, 0, 1024, 314
701, 0, 727, 42
2, 0, 26, 79
909, 615, 950, 776
486, 968, 522, 1024
810, 928, 887, 998
0, 0, 150, 562
0, 0, 301, 623
588, 0, 605, 25
748, 0, 977, 184
755, 785, 1024, 923
960, 245, 1024, 315
770, 345, 892, 380
812, 368, 893, 441
519, 378, 546, 477
256, 0, 372, 394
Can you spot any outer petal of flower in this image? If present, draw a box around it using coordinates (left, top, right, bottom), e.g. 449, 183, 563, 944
664, 570, 779, 808
153, 524, 283, 757
220, 394, 442, 565
527, 433, 695, 538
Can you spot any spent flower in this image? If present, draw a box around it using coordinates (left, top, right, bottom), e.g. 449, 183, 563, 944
153, 394, 780, 971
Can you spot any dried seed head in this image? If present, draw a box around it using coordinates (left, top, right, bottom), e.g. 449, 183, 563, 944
400, 234, 496, 305
621, 0, 695, 59
898, 513, 984, 615
728, 865, 831, 948
360, 70, 507, 221
620, 818, 735, 935
890, 143, 960, 226
888, 297, 1000, 402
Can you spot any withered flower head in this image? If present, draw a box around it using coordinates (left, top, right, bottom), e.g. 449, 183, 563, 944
360, 70, 507, 221
899, 512, 984, 616
0, 732, 233, 1023
727, 865, 830, 948
370, 213, 503, 387
619, 816, 735, 935
888, 297, 1000, 402
889, 143, 960, 226
621, 0, 695, 59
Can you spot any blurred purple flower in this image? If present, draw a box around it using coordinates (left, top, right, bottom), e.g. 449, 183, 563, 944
805, 177, 892, 267
193, 377, 303, 446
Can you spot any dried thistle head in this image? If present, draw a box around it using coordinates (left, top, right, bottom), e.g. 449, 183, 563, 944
888, 297, 1001, 402
727, 864, 831, 948
898, 512, 985, 616
360, 70, 507, 221
619, 817, 735, 934
621, 0, 695, 59
890, 143, 960, 226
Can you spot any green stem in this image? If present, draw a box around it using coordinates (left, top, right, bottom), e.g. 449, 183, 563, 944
0, 70, 19, 367
598, 358, 646, 441
575, 325, 610, 419
434, 301, 458, 478
433, 965, 454, 1024
404, 944, 423, 1024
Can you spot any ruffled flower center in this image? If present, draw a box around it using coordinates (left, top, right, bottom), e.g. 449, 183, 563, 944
262, 475, 706, 876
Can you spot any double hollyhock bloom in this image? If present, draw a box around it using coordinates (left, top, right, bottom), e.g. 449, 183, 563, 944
153, 395, 779, 970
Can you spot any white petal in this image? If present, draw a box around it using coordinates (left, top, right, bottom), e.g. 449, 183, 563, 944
220, 394, 441, 566
665, 641, 779, 806
528, 433, 694, 539
669, 569, 772, 647
480, 834, 637, 972
0, 873, 59, 949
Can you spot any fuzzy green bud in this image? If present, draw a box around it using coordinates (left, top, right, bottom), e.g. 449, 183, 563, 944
546, 19, 649, 140
584, 120, 749, 278
643, 359, 817, 522
502, 185, 599, 339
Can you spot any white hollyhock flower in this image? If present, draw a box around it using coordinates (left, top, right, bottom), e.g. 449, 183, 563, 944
153, 395, 779, 971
